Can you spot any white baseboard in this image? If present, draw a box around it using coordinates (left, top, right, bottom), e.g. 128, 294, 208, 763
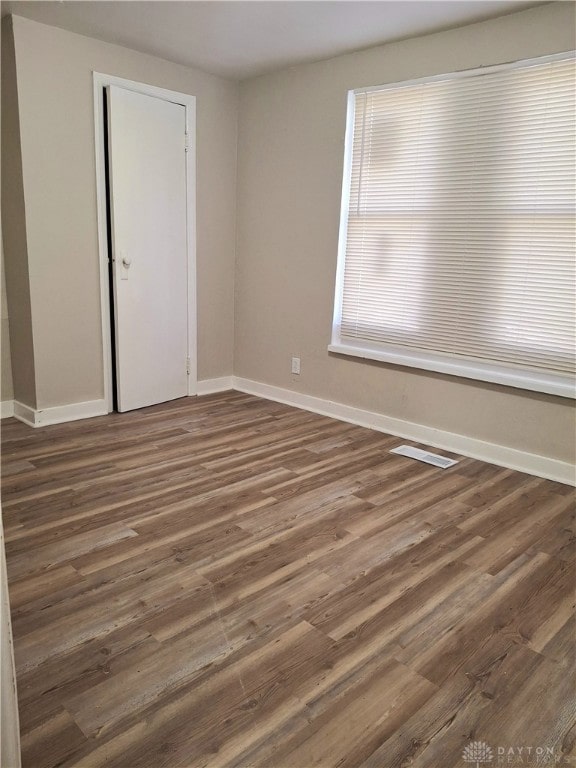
13, 399, 108, 428
196, 377, 234, 396
233, 377, 575, 487
5, 379, 573, 485
12, 401, 36, 427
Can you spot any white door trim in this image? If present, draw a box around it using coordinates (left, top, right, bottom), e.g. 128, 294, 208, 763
1, 510, 21, 768
93, 73, 197, 412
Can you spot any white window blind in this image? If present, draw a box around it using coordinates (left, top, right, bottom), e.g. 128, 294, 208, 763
330, 53, 576, 398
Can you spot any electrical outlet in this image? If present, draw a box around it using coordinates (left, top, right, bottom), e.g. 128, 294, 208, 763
291, 357, 301, 375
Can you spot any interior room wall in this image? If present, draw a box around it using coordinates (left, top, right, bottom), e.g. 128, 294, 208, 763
235, 1, 576, 465
1, 248, 14, 404
2, 18, 35, 409
6, 15, 238, 410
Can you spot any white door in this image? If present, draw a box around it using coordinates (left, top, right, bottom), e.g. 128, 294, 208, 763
107, 85, 189, 412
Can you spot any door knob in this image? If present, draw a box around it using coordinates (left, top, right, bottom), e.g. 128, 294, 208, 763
122, 255, 132, 268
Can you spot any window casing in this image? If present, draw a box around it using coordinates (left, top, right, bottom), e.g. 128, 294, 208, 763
330, 53, 576, 399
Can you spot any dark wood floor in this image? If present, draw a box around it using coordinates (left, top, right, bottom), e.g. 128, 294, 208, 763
1, 392, 575, 768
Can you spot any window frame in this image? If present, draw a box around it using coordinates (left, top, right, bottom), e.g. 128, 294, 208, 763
329, 52, 576, 400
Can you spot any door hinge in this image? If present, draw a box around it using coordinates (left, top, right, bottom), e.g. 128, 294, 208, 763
184, 132, 189, 152
186, 357, 191, 375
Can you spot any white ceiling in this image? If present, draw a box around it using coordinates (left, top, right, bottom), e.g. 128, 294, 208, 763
1, 0, 548, 80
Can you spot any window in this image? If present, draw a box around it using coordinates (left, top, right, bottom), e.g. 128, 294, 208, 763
330, 53, 576, 398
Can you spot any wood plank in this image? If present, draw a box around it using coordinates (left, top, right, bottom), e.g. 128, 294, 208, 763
1, 393, 573, 768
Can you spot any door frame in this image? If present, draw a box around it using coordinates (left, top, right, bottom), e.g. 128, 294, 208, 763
93, 72, 197, 412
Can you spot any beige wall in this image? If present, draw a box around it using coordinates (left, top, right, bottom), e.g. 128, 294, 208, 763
7, 15, 238, 409
2, 17, 35, 408
235, 2, 576, 464
1, 248, 14, 403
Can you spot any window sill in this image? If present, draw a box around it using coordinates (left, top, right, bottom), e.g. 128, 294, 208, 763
327, 341, 575, 399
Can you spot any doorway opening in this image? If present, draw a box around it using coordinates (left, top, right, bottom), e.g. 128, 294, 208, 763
102, 89, 118, 412
93, 73, 197, 413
